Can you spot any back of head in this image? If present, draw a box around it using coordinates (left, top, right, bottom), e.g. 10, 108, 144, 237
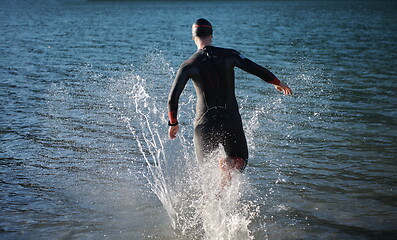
192, 18, 213, 37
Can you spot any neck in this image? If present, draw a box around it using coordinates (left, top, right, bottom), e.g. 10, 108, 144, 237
195, 36, 212, 50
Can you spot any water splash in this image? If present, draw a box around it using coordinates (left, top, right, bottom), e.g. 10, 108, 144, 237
112, 51, 262, 239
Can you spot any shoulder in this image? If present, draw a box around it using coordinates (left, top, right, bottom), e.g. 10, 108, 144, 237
180, 51, 204, 68
176, 52, 200, 74
214, 46, 245, 58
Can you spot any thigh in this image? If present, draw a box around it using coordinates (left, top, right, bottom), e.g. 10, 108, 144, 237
194, 124, 220, 161
222, 123, 249, 160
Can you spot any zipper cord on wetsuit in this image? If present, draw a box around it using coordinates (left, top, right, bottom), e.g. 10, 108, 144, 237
203, 47, 227, 110
196, 47, 227, 124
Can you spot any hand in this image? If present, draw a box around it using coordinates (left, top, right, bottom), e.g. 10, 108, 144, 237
274, 82, 292, 95
168, 125, 179, 139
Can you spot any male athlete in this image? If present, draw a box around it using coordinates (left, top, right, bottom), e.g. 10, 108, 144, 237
167, 18, 292, 183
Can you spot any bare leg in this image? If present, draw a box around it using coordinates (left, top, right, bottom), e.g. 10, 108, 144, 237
219, 156, 246, 189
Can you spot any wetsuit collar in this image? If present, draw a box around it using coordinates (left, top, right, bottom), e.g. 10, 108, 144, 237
197, 44, 213, 50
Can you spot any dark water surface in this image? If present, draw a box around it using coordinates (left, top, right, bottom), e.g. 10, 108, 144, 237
1, 0, 396, 239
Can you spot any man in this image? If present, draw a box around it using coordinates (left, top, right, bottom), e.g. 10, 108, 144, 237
167, 18, 292, 184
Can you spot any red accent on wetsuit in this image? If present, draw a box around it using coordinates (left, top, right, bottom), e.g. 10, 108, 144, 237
268, 77, 281, 85
168, 111, 178, 124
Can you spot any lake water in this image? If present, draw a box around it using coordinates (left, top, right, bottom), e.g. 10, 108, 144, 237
1, 0, 396, 239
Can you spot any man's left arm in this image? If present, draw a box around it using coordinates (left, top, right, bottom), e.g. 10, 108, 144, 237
233, 52, 292, 95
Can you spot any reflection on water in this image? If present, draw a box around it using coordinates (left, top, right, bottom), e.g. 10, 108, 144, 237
1, 0, 396, 239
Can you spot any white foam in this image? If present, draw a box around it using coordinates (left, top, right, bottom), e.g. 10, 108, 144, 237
116, 51, 263, 239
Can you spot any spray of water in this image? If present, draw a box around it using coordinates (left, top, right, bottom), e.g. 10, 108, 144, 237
111, 51, 262, 239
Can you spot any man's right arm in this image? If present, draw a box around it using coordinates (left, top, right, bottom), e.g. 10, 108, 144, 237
167, 66, 190, 139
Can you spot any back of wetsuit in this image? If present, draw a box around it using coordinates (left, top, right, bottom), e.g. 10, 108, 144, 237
168, 46, 280, 125
168, 46, 281, 162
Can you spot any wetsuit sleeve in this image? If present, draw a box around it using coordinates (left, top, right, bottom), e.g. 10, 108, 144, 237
167, 66, 190, 124
233, 51, 280, 85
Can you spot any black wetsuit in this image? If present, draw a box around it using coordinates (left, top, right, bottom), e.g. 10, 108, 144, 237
168, 46, 280, 166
